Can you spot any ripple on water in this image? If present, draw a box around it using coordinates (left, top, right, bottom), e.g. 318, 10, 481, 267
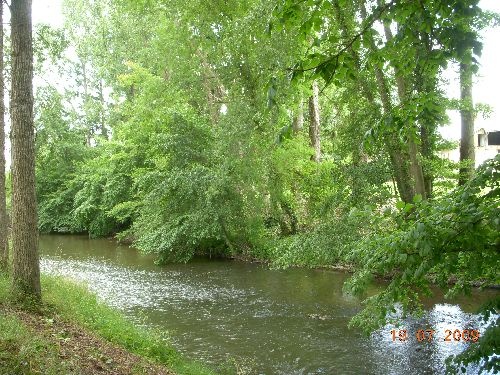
40, 252, 499, 375
41, 257, 252, 311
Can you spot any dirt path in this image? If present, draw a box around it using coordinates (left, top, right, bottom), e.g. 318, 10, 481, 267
2, 306, 175, 375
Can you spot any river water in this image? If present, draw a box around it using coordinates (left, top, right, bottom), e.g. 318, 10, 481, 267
39, 235, 498, 374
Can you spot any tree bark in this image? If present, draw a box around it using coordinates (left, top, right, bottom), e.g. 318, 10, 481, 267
308, 81, 321, 162
420, 122, 433, 197
415, 31, 437, 198
459, 56, 475, 185
374, 65, 415, 203
10, 0, 41, 299
358, 3, 415, 203
292, 99, 303, 135
0, 1, 8, 270
336, 2, 412, 202
383, 21, 427, 199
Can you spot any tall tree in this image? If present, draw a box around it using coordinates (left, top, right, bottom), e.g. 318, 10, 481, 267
308, 81, 321, 162
381, 18, 427, 199
10, 0, 41, 299
459, 53, 475, 185
355, 2, 415, 203
0, 0, 8, 270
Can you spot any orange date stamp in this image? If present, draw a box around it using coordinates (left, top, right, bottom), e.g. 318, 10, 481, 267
391, 328, 480, 343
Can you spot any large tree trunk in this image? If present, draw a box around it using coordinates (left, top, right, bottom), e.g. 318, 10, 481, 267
308, 81, 321, 162
374, 67, 415, 203
358, 3, 415, 203
420, 122, 433, 197
383, 22, 427, 199
10, 0, 41, 299
415, 31, 438, 198
335, 2, 414, 203
459, 56, 475, 185
0, 1, 8, 270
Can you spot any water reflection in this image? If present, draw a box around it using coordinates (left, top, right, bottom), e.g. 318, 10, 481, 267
40, 235, 498, 374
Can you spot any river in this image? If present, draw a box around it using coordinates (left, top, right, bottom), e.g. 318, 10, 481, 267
39, 235, 498, 374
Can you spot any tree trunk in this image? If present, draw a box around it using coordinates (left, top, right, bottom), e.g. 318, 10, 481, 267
383, 21, 427, 199
10, 0, 41, 299
459, 56, 475, 185
420, 123, 433, 197
358, 2, 415, 203
292, 99, 303, 135
82, 61, 92, 146
0, 1, 8, 270
98, 79, 108, 139
197, 48, 225, 124
415, 31, 438, 198
308, 81, 321, 162
374, 66, 415, 203
336, 2, 411, 202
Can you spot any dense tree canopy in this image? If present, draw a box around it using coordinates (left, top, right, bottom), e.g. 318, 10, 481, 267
28, 0, 499, 372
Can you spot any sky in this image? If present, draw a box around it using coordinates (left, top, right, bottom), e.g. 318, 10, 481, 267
31, 0, 500, 142
441, 0, 500, 140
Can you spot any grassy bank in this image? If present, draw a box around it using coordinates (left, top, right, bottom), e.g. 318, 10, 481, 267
0, 272, 215, 375
0, 312, 70, 374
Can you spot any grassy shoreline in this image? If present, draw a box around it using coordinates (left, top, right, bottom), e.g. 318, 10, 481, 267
0, 271, 215, 375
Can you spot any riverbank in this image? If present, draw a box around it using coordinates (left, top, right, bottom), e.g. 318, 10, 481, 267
0, 272, 214, 375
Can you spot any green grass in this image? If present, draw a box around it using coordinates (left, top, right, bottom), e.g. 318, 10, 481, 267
0, 272, 216, 375
0, 314, 71, 375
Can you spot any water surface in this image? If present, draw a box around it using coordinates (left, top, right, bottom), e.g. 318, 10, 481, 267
39, 235, 498, 374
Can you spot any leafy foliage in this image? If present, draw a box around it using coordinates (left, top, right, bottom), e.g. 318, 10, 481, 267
31, 0, 499, 371
345, 155, 500, 370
